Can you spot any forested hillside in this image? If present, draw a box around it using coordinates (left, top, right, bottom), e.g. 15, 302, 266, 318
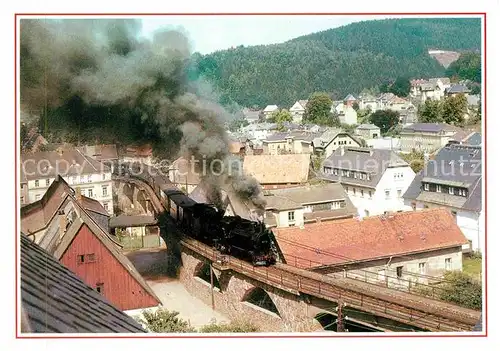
191, 18, 481, 108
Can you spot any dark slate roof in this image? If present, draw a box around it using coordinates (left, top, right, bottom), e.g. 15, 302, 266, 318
320, 147, 410, 188
446, 84, 471, 94
464, 132, 482, 146
20, 233, 146, 333
401, 123, 458, 134
344, 94, 356, 101
403, 144, 482, 211
109, 215, 158, 228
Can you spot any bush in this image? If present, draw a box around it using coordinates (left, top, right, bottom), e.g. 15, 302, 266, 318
199, 319, 260, 333
137, 308, 196, 333
438, 271, 482, 310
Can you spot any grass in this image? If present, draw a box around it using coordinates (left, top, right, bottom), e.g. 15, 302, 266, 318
462, 256, 482, 281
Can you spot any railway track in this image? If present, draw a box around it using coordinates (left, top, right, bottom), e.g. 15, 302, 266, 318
117, 172, 481, 332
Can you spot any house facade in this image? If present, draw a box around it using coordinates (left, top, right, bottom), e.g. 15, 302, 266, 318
21, 176, 162, 313
263, 105, 279, 119
289, 100, 308, 123
399, 123, 464, 153
355, 124, 381, 139
264, 183, 357, 228
312, 128, 361, 158
410, 78, 451, 103
262, 131, 316, 155
20, 148, 114, 214
403, 144, 483, 252
321, 147, 416, 218
273, 209, 468, 289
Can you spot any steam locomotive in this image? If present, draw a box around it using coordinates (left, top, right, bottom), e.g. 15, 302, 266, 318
119, 162, 278, 266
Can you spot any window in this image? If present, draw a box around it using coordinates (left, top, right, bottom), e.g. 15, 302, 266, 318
397, 189, 402, 198
436, 185, 441, 193
288, 211, 295, 222
34, 180, 39, 187
46, 179, 50, 186
354, 172, 357, 179
35, 194, 41, 201
102, 186, 108, 197
20, 196, 24, 204
102, 174, 106, 181
424, 204, 429, 209
353, 188, 356, 195
334, 169, 338, 176
419, 263, 426, 274
445, 258, 452, 270
77, 255, 85, 264
424, 183, 429, 191
448, 187, 454, 195
367, 174, 371, 181
88, 189, 93, 198
87, 175, 92, 183
345, 186, 349, 193
396, 266, 403, 278
411, 202, 417, 211
103, 202, 109, 211
360, 189, 364, 198
96, 283, 104, 294
368, 191, 372, 198
385, 190, 390, 199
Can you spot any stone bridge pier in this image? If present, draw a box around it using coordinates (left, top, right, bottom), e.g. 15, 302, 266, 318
178, 249, 322, 332
113, 179, 155, 216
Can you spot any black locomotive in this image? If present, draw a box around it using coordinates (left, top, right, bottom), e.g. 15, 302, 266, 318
117, 162, 278, 266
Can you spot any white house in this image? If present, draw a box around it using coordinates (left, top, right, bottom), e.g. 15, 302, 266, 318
399, 123, 470, 153
410, 78, 451, 103
289, 100, 308, 123
20, 148, 114, 215
263, 105, 279, 119
241, 123, 278, 142
403, 144, 483, 252
355, 124, 381, 139
321, 147, 416, 218
312, 128, 361, 158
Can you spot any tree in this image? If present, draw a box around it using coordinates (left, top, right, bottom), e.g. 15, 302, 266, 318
20, 123, 28, 151
418, 100, 444, 123
269, 109, 292, 124
228, 117, 249, 132
442, 94, 468, 125
357, 108, 371, 124
352, 102, 360, 111
137, 309, 196, 333
389, 76, 411, 97
445, 52, 481, 83
369, 109, 400, 134
304, 92, 333, 125
399, 151, 425, 173
438, 271, 482, 310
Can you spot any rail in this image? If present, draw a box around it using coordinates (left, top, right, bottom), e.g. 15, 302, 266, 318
118, 170, 482, 332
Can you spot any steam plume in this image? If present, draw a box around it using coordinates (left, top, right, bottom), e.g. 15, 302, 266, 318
20, 18, 266, 212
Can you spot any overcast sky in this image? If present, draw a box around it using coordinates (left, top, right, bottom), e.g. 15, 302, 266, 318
139, 15, 398, 54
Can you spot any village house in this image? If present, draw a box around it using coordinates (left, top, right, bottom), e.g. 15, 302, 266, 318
241, 122, 278, 143
168, 156, 201, 194
20, 176, 162, 313
311, 128, 361, 158
332, 94, 358, 125
78, 144, 119, 173
355, 124, 381, 139
399, 123, 469, 153
243, 153, 311, 190
262, 131, 317, 155
273, 208, 468, 289
289, 100, 308, 123
403, 143, 483, 252
263, 183, 357, 228
410, 78, 451, 102
321, 147, 416, 218
263, 104, 279, 119
20, 233, 146, 333
357, 93, 379, 111
445, 84, 471, 97
242, 107, 261, 124
366, 137, 402, 152
20, 148, 114, 214
121, 144, 154, 166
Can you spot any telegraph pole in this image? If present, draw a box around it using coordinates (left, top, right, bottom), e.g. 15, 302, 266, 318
210, 263, 215, 310
336, 300, 345, 332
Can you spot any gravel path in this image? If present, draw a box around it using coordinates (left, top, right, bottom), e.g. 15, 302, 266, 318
125, 248, 229, 328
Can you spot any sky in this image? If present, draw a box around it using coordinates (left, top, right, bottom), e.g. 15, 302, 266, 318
139, 15, 398, 55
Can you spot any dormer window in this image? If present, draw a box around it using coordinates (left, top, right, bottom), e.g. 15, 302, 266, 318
334, 169, 338, 176
448, 187, 454, 195
436, 185, 442, 193
424, 183, 429, 191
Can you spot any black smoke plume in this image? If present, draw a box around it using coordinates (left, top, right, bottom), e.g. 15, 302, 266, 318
20, 18, 266, 212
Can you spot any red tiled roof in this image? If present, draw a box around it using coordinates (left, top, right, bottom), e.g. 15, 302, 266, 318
273, 209, 468, 269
